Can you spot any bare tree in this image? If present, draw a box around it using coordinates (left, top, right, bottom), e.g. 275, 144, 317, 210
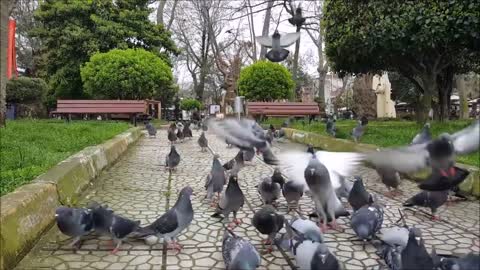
259, 0, 274, 59
157, 0, 178, 31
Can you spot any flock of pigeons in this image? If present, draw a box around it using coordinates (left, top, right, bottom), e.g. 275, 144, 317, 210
54, 117, 479, 270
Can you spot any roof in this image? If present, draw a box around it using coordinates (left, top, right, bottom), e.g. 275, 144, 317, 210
246, 102, 320, 116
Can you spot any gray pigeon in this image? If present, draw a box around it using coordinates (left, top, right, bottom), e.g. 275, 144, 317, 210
282, 180, 304, 212
411, 123, 432, 145
438, 253, 480, 270
375, 166, 402, 197
378, 243, 403, 270
401, 228, 434, 270
87, 202, 114, 235
403, 190, 448, 220
243, 147, 255, 164
348, 176, 372, 211
223, 150, 245, 176
350, 202, 384, 243
211, 175, 245, 229
198, 131, 208, 152
134, 186, 194, 251
256, 30, 300, 62
205, 155, 227, 207
271, 168, 285, 188
367, 120, 479, 191
378, 227, 423, 270
55, 207, 94, 248
108, 214, 141, 254
145, 122, 157, 137
252, 205, 284, 253
288, 6, 306, 27
168, 126, 177, 144
222, 229, 261, 270
379, 226, 410, 248
257, 176, 281, 205
352, 120, 366, 143
165, 145, 180, 172
183, 122, 193, 139
335, 176, 353, 200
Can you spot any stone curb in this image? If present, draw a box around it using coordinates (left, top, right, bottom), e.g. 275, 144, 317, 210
282, 128, 480, 197
0, 127, 143, 270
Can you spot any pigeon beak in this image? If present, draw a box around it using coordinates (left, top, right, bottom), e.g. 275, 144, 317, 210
54, 214, 58, 217
415, 236, 421, 243
320, 254, 326, 264
310, 168, 315, 176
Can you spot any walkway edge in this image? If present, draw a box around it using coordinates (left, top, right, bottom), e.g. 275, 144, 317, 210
0, 127, 143, 270
282, 128, 480, 197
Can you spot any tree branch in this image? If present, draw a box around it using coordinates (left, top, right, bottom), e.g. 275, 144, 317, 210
166, 0, 178, 31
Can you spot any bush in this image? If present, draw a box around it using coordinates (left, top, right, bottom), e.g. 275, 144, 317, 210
180, 98, 203, 111
238, 61, 294, 101
6, 77, 48, 103
80, 49, 176, 101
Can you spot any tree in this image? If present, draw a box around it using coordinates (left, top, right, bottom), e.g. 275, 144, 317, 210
323, 1, 480, 122
80, 49, 175, 103
32, 0, 179, 103
238, 60, 294, 101
180, 98, 203, 111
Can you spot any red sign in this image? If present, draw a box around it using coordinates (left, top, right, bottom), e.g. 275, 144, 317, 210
7, 19, 18, 79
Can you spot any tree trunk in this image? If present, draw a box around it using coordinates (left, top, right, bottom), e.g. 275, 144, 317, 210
456, 74, 469, 119
436, 66, 454, 122
0, 0, 9, 127
156, 0, 166, 25
246, 0, 257, 61
317, 68, 326, 103
292, 26, 301, 100
259, 0, 274, 60
416, 74, 437, 124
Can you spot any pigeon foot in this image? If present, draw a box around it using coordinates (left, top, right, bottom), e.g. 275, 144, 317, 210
431, 215, 441, 221
110, 248, 119, 255
233, 218, 242, 225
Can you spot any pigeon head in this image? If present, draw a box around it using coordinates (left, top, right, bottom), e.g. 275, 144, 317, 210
55, 207, 73, 218
214, 154, 220, 159
424, 122, 431, 129
316, 244, 330, 264
439, 257, 460, 270
272, 30, 281, 39
180, 186, 194, 197
306, 144, 315, 154
170, 145, 177, 152
229, 246, 261, 270
229, 174, 239, 183
273, 168, 281, 175
409, 227, 423, 245
427, 136, 456, 176
353, 176, 363, 183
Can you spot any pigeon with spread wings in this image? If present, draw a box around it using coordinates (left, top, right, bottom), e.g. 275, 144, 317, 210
256, 30, 300, 62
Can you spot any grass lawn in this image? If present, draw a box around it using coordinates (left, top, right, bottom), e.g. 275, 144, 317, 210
0, 119, 131, 196
263, 118, 479, 167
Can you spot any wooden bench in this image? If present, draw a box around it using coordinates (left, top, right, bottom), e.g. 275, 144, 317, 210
246, 102, 320, 118
50, 100, 161, 126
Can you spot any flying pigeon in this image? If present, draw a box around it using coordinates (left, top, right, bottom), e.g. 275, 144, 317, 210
352, 120, 366, 143
348, 176, 372, 211
222, 150, 245, 176
403, 190, 448, 221
411, 123, 432, 145
252, 205, 284, 253
211, 174, 245, 229
207, 118, 278, 165
183, 122, 193, 139
256, 30, 300, 62
288, 6, 306, 27
145, 122, 157, 137
55, 207, 94, 248
165, 145, 180, 172
108, 214, 141, 254
279, 151, 362, 231
418, 165, 470, 192
367, 120, 479, 191
134, 186, 194, 251
198, 131, 209, 152
168, 126, 177, 144
326, 118, 336, 137
257, 176, 281, 205
205, 154, 227, 207
350, 200, 384, 243
282, 180, 304, 212
222, 229, 261, 270
375, 166, 402, 197
401, 228, 434, 270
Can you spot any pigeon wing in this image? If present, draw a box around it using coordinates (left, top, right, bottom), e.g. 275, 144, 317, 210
150, 209, 178, 234
367, 144, 429, 174
315, 151, 365, 190
451, 120, 479, 155
255, 36, 273, 47
279, 32, 301, 47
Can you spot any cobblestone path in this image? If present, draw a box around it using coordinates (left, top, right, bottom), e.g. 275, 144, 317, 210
16, 129, 480, 269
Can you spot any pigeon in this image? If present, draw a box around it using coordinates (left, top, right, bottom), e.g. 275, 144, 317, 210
306, 144, 315, 155
278, 150, 361, 230
211, 174, 245, 229
375, 166, 402, 197
108, 214, 141, 254
326, 118, 336, 137
198, 131, 208, 152
288, 6, 306, 27
222, 150, 245, 175
168, 126, 177, 144
207, 118, 278, 165
165, 145, 180, 172
205, 155, 227, 207
367, 120, 479, 191
418, 165, 470, 192
87, 202, 114, 235
201, 120, 208, 131
177, 127, 184, 142
257, 176, 281, 205
183, 122, 193, 139
282, 180, 304, 212
403, 190, 448, 220
378, 243, 403, 270
145, 122, 157, 137
222, 229, 261, 270
348, 176, 372, 211
401, 228, 434, 270
350, 200, 384, 243
252, 205, 284, 253
285, 219, 340, 270
271, 168, 285, 188
256, 30, 300, 62
335, 176, 353, 200
411, 123, 432, 145
352, 120, 366, 143
134, 186, 194, 251
243, 147, 256, 164
438, 253, 480, 270
55, 207, 94, 248
379, 226, 410, 248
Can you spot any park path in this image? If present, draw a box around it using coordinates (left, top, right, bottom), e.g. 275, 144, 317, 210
15, 128, 480, 270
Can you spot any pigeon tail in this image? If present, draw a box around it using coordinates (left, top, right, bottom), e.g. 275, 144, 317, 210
132, 226, 156, 238
402, 199, 414, 207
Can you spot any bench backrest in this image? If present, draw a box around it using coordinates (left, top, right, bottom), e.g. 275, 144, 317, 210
54, 100, 147, 114
246, 102, 320, 116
